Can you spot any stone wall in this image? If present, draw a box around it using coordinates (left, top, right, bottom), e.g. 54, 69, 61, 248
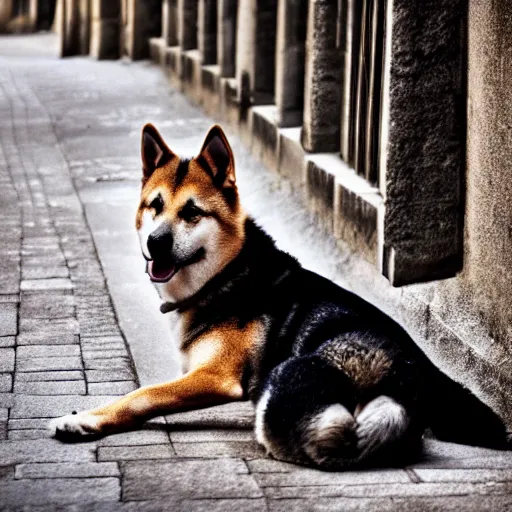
465, 0, 512, 360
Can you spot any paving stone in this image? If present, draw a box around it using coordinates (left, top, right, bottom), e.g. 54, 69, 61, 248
247, 459, 297, 473
181, 499, 268, 512
173, 441, 264, 458
0, 336, 15, 347
170, 429, 254, 443
263, 482, 512, 499
122, 459, 261, 501
0, 439, 96, 464
0, 295, 19, 303
19, 318, 79, 335
0, 421, 6, 440
17, 345, 81, 359
8, 418, 50, 430
83, 349, 129, 359
0, 348, 15, 372
81, 334, 125, 344
20, 278, 73, 292
255, 469, 411, 488
16, 356, 83, 372
98, 429, 170, 447
0, 408, 8, 421
0, 477, 120, 506
410, 455, 512, 470
15, 370, 84, 382
0, 393, 14, 408
0, 303, 17, 336
267, 496, 512, 512
97, 443, 176, 461
0, 373, 12, 392
88, 381, 137, 395
21, 304, 75, 320
84, 357, 132, 371
8, 429, 48, 440
22, 266, 69, 280
82, 341, 127, 352
15, 462, 120, 479
17, 333, 79, 345
414, 468, 512, 483
86, 369, 135, 382
10, 394, 118, 419
14, 380, 86, 395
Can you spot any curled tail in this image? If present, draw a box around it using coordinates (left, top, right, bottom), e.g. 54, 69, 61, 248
254, 355, 420, 469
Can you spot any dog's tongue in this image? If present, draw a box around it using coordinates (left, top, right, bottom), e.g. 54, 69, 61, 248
148, 260, 178, 283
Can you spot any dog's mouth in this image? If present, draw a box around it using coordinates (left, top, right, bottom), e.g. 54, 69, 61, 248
146, 248, 205, 283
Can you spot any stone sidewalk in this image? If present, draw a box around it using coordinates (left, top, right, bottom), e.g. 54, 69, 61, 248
0, 33, 511, 511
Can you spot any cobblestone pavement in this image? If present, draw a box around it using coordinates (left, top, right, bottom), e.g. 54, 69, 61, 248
0, 33, 511, 511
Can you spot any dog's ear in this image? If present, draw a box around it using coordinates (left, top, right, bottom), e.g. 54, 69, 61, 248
197, 125, 236, 188
141, 124, 174, 180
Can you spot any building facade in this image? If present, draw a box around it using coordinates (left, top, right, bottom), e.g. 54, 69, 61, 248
58, 0, 512, 429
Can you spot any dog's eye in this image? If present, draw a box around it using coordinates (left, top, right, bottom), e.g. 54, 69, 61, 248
149, 195, 164, 215
179, 200, 204, 223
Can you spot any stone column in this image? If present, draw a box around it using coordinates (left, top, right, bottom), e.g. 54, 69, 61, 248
275, 0, 308, 127
162, 0, 178, 46
122, 0, 162, 60
60, 0, 80, 56
28, 0, 39, 31
0, 1, 13, 34
236, 0, 277, 105
78, 0, 91, 55
177, 0, 197, 50
301, 0, 342, 152
198, 0, 216, 64
90, 0, 121, 59
381, 0, 465, 285
217, 0, 236, 76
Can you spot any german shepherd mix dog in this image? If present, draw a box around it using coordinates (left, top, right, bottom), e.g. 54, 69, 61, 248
50, 125, 509, 469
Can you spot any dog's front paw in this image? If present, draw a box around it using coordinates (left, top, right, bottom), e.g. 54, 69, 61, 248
49, 411, 103, 440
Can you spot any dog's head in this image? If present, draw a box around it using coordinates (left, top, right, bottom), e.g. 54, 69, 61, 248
136, 124, 246, 302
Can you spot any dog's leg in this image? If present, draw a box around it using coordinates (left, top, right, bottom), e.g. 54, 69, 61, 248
49, 368, 243, 438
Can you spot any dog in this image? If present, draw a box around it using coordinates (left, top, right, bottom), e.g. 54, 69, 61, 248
49, 124, 510, 468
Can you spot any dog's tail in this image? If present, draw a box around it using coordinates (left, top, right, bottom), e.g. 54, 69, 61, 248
254, 355, 420, 470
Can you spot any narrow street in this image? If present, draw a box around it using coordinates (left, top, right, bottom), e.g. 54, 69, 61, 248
0, 33, 511, 511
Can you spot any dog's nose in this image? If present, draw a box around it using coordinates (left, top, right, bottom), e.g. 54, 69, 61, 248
147, 224, 173, 259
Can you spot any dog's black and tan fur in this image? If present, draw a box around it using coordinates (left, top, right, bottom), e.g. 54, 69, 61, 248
50, 125, 509, 469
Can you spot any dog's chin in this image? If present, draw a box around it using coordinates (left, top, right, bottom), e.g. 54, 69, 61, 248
146, 248, 206, 284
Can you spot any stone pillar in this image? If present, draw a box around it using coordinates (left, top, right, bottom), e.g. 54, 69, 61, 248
198, 0, 217, 65
177, 0, 197, 50
122, 0, 162, 60
90, 0, 121, 59
60, 0, 80, 56
236, 0, 277, 105
301, 0, 342, 152
381, 0, 465, 285
275, 0, 308, 127
0, 1, 13, 33
37, 0, 58, 31
78, 0, 91, 55
26, 0, 38, 30
162, 0, 178, 46
217, 0, 236, 76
